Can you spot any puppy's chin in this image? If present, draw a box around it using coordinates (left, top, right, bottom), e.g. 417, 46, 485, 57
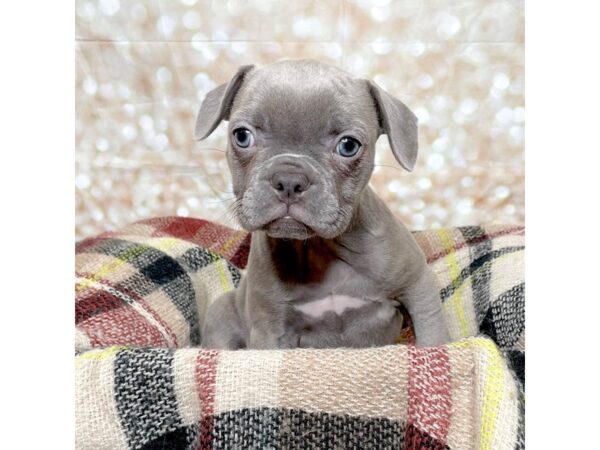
264, 217, 315, 240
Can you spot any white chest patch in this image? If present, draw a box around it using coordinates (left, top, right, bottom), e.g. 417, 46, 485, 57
294, 295, 369, 318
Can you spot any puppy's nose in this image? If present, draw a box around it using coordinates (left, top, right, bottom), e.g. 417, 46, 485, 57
270, 172, 310, 204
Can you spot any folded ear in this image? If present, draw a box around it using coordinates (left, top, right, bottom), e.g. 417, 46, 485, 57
366, 80, 418, 171
194, 64, 255, 140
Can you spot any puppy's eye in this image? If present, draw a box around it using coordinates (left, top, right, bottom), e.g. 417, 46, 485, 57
232, 128, 254, 148
336, 137, 361, 157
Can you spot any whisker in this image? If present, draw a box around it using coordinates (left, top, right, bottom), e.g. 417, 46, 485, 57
374, 163, 402, 172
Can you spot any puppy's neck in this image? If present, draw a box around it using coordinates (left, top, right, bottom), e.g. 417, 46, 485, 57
252, 187, 384, 284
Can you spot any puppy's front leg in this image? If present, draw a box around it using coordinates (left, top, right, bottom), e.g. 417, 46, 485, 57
402, 267, 450, 347
248, 326, 281, 349
248, 319, 299, 349
201, 290, 247, 349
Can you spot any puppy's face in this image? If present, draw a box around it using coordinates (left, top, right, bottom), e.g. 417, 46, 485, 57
195, 60, 418, 240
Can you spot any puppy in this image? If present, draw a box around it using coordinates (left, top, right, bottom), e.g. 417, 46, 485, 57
196, 60, 450, 349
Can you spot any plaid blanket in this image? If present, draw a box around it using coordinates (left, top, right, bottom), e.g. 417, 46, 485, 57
75, 217, 525, 449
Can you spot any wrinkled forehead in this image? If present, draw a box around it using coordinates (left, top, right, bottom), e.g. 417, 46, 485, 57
230, 66, 379, 139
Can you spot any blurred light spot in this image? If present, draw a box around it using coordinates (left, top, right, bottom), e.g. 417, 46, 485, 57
154, 133, 169, 150
92, 209, 105, 221
76, 174, 91, 189
388, 180, 410, 198
194, 73, 216, 95
231, 41, 247, 54
510, 126, 524, 143
514, 106, 525, 123
432, 136, 449, 152
187, 197, 200, 208
183, 11, 202, 29
122, 125, 137, 140
123, 103, 135, 116
371, 37, 392, 55
157, 67, 172, 83
416, 74, 434, 89
370, 6, 389, 22
413, 213, 425, 225
414, 107, 430, 124
461, 176, 475, 188
496, 107, 514, 124
139, 115, 154, 130
427, 153, 445, 170
177, 206, 190, 217
325, 43, 343, 59
417, 177, 432, 190
99, 0, 120, 16
293, 16, 322, 38
431, 95, 448, 111
409, 41, 426, 57
83, 77, 97, 95
493, 72, 510, 90
95, 138, 109, 152
117, 84, 130, 99
494, 185, 510, 199
460, 98, 478, 115
157, 16, 176, 37
412, 199, 425, 210
213, 31, 229, 41
436, 13, 461, 37
457, 199, 473, 215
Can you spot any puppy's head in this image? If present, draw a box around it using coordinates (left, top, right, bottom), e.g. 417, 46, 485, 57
195, 59, 418, 240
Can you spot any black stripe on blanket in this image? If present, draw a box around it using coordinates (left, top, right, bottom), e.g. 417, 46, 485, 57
210, 407, 409, 450
459, 226, 492, 324
114, 348, 185, 450
440, 246, 525, 301
481, 283, 525, 350
88, 238, 199, 342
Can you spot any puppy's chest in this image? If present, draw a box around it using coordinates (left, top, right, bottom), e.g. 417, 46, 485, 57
284, 262, 398, 324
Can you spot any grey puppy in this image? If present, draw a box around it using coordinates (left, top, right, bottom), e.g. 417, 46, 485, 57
196, 60, 450, 349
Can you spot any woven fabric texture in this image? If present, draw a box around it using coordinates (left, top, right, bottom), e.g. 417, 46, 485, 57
75, 217, 525, 449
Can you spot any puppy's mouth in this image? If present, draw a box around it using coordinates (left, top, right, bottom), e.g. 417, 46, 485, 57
263, 215, 316, 240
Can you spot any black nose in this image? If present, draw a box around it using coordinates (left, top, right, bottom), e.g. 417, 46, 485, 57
270, 172, 310, 204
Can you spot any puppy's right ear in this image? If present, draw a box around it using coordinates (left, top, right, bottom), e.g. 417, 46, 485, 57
194, 64, 255, 140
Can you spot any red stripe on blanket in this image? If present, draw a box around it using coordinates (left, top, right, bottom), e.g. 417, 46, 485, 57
76, 288, 167, 347
425, 226, 525, 264
75, 231, 117, 253
152, 217, 210, 241
76, 273, 179, 347
229, 233, 251, 269
196, 350, 219, 450
405, 345, 452, 449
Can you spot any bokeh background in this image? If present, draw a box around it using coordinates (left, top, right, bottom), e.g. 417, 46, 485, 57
75, 0, 524, 240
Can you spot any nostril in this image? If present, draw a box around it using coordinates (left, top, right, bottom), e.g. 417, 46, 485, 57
270, 172, 310, 200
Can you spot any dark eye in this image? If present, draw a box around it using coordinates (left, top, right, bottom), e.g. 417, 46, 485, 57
336, 137, 361, 157
232, 128, 254, 148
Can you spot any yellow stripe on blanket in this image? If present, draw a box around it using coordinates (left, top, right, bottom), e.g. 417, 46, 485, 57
452, 338, 505, 450
212, 254, 233, 292
75, 346, 125, 365
437, 229, 469, 337
76, 237, 180, 292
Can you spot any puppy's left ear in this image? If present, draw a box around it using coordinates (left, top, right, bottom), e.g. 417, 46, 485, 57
194, 64, 255, 140
366, 81, 418, 171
